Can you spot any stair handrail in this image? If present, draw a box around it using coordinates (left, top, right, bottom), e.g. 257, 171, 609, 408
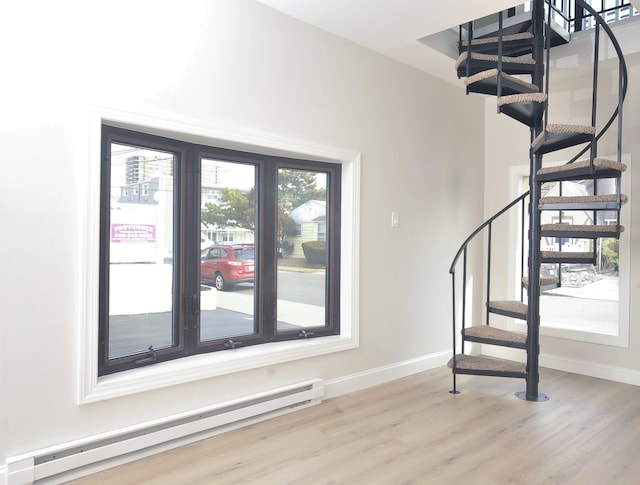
449, 190, 530, 378
449, 191, 529, 275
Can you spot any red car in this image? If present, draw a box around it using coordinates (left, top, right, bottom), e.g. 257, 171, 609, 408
200, 244, 255, 291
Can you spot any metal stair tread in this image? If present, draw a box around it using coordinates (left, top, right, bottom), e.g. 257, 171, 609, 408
540, 251, 595, 264
465, 69, 539, 96
456, 52, 536, 69
457, 32, 534, 55
536, 158, 627, 182
448, 354, 527, 378
531, 124, 596, 154
487, 300, 528, 319
463, 325, 527, 348
541, 224, 624, 237
456, 52, 536, 77
539, 193, 628, 210
541, 224, 624, 234
497, 93, 547, 126
498, 92, 547, 105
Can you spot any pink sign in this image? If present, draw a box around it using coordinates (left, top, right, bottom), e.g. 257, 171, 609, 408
111, 224, 156, 243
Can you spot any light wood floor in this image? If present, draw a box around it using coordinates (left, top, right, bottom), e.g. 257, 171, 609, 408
68, 366, 640, 484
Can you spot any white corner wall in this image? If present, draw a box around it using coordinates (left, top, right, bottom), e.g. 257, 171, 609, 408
0, 0, 485, 475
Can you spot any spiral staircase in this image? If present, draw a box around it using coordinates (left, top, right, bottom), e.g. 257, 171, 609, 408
447, 0, 629, 401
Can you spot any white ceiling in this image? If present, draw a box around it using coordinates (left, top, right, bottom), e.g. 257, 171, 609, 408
255, 0, 526, 85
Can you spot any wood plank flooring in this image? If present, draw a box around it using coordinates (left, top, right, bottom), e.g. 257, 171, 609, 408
67, 366, 640, 484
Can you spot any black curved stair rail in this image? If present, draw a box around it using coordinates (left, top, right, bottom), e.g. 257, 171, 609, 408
449, 191, 529, 394
449, 0, 628, 399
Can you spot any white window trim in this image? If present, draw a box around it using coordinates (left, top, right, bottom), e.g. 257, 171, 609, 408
79, 106, 360, 404
508, 155, 631, 348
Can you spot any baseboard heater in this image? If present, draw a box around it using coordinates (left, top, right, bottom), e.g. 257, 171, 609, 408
7, 379, 324, 485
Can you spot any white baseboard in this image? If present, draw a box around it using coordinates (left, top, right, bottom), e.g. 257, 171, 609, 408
324, 350, 451, 399
540, 353, 640, 386
478, 345, 640, 387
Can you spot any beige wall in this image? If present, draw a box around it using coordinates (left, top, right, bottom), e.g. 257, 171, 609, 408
0, 0, 485, 465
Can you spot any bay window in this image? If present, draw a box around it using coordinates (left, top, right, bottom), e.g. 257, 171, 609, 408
99, 125, 341, 376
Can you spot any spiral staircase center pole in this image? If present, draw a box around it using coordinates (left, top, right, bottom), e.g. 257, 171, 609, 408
522, 0, 545, 402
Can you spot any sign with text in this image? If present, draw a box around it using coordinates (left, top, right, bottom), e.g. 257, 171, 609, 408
111, 224, 156, 244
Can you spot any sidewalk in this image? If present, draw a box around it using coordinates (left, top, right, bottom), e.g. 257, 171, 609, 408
544, 275, 619, 302
109, 263, 323, 329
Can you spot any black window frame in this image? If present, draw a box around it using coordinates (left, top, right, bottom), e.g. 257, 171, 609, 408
99, 125, 341, 376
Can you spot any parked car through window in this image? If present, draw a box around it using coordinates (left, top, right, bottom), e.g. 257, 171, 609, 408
201, 244, 255, 290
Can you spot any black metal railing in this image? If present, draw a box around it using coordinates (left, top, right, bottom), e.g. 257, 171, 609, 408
572, 0, 638, 31
449, 192, 530, 357
458, 1, 637, 39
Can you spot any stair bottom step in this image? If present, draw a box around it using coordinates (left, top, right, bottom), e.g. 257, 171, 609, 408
448, 354, 526, 378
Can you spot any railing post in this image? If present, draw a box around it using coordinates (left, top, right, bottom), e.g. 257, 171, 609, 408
617, 39, 625, 165
497, 11, 504, 109
462, 247, 468, 346
591, 22, 600, 168
575, 1, 585, 31
450, 271, 459, 394
465, 21, 473, 82
520, 197, 526, 302
486, 223, 492, 326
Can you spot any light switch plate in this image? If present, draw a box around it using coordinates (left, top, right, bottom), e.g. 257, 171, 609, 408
391, 211, 399, 228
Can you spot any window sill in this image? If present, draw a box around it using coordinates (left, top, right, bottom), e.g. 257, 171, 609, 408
81, 335, 357, 404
